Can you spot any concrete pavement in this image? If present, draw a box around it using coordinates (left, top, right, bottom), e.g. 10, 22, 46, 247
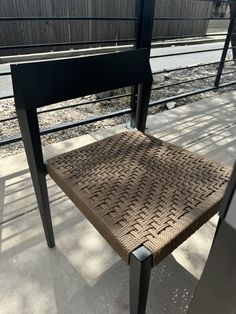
0, 42, 232, 99
150, 41, 231, 72
1, 91, 236, 313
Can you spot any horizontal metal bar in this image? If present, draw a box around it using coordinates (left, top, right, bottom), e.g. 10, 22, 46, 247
222, 70, 236, 76
0, 71, 11, 76
0, 95, 14, 101
0, 39, 136, 50
2, 58, 234, 102
152, 73, 217, 91
41, 108, 132, 134
152, 33, 227, 41
150, 47, 225, 59
0, 108, 132, 146
3, 33, 224, 51
2, 78, 236, 146
0, 16, 137, 21
152, 61, 220, 75
0, 93, 132, 123
149, 87, 217, 107
0, 61, 228, 83
149, 81, 236, 108
152, 59, 236, 75
152, 70, 236, 91
0, 134, 21, 146
219, 80, 236, 88
38, 93, 133, 114
153, 17, 231, 21
0, 115, 16, 123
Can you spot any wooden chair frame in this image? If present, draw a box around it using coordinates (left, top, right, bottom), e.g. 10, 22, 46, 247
11, 48, 233, 314
11, 49, 153, 314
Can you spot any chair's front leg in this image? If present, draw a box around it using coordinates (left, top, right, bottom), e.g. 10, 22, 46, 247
130, 246, 152, 314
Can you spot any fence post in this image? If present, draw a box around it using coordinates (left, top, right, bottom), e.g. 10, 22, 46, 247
130, 0, 155, 128
215, 15, 236, 88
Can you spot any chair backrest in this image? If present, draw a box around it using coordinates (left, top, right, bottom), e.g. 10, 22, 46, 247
11, 49, 153, 177
11, 49, 152, 109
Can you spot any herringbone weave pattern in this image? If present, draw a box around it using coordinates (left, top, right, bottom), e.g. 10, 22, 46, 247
47, 130, 231, 265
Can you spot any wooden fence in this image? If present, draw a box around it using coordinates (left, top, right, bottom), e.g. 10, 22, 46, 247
0, 0, 213, 56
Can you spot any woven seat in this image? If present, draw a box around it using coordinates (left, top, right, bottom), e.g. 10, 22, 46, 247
47, 130, 231, 265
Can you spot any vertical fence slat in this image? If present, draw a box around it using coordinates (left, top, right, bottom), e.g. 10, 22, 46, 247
0, 0, 214, 56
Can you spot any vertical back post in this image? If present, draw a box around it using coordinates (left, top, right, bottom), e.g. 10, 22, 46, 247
130, 0, 155, 129
130, 0, 145, 127
136, 81, 153, 132
215, 15, 236, 87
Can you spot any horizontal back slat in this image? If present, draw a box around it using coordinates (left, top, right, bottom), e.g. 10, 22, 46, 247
11, 49, 152, 109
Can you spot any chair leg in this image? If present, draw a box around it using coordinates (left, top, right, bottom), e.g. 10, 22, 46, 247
15, 106, 55, 248
130, 246, 152, 314
33, 172, 55, 248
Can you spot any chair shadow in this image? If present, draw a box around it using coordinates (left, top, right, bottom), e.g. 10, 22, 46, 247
2, 100, 235, 312
0, 240, 198, 314
51, 253, 197, 314
0, 168, 198, 314
0, 167, 84, 258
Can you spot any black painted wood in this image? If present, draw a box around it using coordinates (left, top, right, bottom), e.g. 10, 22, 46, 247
130, 246, 152, 314
11, 49, 153, 249
15, 106, 55, 247
11, 49, 152, 109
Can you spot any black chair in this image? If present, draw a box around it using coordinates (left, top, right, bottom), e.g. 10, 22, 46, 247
11, 49, 231, 314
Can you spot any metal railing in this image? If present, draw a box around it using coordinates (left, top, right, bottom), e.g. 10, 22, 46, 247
1, 0, 236, 146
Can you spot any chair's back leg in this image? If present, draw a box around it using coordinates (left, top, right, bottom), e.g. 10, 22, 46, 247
16, 107, 55, 248
33, 171, 55, 248
130, 246, 152, 314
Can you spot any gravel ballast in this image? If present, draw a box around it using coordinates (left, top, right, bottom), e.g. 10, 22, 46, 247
1, 59, 236, 159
